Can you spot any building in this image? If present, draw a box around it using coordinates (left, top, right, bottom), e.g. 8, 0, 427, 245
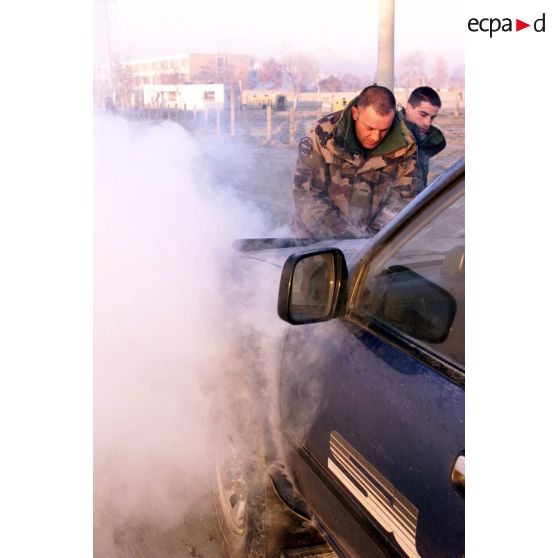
143, 83, 225, 110
95, 53, 254, 108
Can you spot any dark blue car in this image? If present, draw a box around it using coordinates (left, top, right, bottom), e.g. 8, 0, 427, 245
212, 158, 465, 558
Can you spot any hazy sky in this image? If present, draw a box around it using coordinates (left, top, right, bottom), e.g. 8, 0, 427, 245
94, 0, 465, 76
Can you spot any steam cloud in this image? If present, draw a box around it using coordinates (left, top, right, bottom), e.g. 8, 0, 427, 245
93, 114, 286, 555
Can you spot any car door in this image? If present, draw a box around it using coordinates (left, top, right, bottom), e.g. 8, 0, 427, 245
280, 178, 465, 558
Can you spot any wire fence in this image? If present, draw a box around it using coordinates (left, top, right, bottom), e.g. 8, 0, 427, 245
106, 100, 465, 169
106, 105, 323, 147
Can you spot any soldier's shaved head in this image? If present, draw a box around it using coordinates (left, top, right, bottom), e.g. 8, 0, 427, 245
352, 85, 396, 150
356, 85, 396, 116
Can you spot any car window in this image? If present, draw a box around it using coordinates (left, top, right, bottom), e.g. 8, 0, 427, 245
353, 183, 464, 368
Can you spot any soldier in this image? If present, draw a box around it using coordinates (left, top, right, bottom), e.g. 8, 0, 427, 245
400, 86, 446, 191
292, 85, 418, 239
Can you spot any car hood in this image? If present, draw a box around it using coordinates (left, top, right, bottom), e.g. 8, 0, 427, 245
233, 237, 370, 269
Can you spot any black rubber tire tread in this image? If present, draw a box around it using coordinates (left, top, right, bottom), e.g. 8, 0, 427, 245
210, 390, 268, 558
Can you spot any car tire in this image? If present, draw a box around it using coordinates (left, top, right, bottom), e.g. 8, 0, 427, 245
210, 391, 268, 558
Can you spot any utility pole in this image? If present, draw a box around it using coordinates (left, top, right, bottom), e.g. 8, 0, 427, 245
103, 0, 114, 102
377, 0, 395, 91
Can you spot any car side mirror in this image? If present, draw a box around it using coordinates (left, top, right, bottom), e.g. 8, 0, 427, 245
277, 248, 348, 325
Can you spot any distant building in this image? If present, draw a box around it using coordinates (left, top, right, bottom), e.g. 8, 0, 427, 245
143, 83, 225, 110
95, 53, 254, 108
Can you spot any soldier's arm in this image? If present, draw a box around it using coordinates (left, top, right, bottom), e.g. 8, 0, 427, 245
418, 127, 447, 190
292, 129, 349, 238
411, 153, 427, 194
368, 149, 418, 234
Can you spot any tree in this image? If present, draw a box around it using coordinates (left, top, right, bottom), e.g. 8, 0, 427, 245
397, 51, 428, 90
258, 57, 283, 89
449, 64, 465, 88
281, 52, 319, 109
341, 73, 367, 92
430, 56, 449, 89
224, 63, 249, 88
318, 75, 343, 92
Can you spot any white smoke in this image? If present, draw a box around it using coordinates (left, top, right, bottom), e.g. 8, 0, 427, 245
93, 114, 285, 554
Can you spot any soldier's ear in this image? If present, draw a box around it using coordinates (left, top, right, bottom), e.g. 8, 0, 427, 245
351, 106, 359, 121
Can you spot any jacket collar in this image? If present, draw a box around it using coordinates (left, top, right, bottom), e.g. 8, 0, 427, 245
400, 108, 446, 157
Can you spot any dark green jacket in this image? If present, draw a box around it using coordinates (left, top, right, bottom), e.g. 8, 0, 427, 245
401, 108, 446, 191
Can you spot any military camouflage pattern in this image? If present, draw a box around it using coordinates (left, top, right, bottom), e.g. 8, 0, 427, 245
292, 100, 418, 239
401, 108, 446, 192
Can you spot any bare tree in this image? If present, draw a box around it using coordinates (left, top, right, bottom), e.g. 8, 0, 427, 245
258, 57, 283, 89
318, 75, 343, 92
397, 51, 428, 90
341, 73, 368, 92
225, 63, 250, 88
281, 52, 319, 109
449, 64, 465, 88
430, 56, 449, 89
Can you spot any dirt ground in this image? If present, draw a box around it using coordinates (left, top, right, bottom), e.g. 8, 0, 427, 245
94, 112, 464, 558
426, 112, 465, 181
198, 111, 465, 229
94, 490, 226, 557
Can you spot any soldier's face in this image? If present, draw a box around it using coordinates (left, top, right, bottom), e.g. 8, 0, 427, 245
405, 101, 439, 133
352, 106, 394, 150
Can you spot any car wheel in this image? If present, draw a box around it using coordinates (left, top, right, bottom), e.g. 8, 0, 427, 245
211, 393, 267, 558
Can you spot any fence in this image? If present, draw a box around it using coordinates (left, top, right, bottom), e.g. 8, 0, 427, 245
109, 88, 465, 147
111, 104, 322, 147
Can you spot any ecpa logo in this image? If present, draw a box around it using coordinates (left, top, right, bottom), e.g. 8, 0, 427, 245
468, 13, 546, 37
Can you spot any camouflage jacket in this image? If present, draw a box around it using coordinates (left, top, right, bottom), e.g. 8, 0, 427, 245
292, 98, 418, 239
401, 108, 446, 192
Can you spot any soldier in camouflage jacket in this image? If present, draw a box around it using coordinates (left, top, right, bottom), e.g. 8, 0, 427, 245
401, 86, 447, 192
292, 85, 418, 239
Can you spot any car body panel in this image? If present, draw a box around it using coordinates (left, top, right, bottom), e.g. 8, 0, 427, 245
232, 158, 465, 558
280, 318, 464, 557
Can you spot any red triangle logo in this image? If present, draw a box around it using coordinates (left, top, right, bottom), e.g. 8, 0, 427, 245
516, 19, 530, 31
